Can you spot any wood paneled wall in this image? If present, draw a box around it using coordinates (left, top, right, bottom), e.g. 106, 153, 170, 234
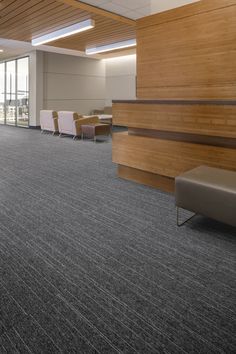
113, 132, 236, 179
112, 0, 236, 192
137, 0, 236, 99
113, 101, 236, 139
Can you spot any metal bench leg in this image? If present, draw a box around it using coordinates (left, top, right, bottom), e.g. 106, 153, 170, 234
177, 207, 196, 227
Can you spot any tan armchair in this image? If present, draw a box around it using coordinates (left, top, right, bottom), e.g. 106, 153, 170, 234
91, 106, 112, 115
58, 111, 99, 139
75, 116, 99, 137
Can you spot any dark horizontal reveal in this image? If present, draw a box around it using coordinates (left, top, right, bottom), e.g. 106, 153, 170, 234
128, 128, 236, 149
112, 99, 236, 106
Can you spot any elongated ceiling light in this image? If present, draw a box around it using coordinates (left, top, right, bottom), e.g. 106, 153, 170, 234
32, 19, 95, 46
86, 39, 136, 55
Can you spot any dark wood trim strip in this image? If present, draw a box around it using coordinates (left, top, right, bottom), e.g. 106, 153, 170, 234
112, 99, 236, 106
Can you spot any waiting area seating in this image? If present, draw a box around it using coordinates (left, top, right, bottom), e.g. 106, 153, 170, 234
40, 110, 58, 134
58, 111, 99, 139
175, 165, 236, 227
91, 106, 112, 115
40, 110, 111, 140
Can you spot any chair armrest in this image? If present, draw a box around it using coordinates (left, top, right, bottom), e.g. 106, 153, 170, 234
74, 116, 99, 136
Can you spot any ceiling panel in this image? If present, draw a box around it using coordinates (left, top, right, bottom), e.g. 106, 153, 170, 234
80, 0, 151, 19
81, 0, 201, 19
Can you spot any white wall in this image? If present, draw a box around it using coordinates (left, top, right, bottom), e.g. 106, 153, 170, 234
43, 52, 106, 115
151, 0, 200, 13
104, 54, 136, 106
29, 51, 137, 125
29, 50, 44, 126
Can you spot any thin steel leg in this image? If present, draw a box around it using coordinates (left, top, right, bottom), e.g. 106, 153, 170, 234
177, 207, 196, 227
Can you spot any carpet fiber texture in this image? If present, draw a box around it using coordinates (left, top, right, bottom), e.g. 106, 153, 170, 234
0, 125, 235, 354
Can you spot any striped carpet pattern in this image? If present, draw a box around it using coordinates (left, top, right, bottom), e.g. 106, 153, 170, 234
0, 125, 235, 354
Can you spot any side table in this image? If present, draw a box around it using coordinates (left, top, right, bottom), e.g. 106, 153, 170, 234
81, 124, 111, 142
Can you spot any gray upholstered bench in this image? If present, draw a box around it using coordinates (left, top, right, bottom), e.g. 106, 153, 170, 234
175, 166, 236, 227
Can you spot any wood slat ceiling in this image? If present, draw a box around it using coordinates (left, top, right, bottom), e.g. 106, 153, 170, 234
0, 0, 136, 54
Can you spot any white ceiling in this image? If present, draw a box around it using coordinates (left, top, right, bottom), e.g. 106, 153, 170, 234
0, 38, 97, 62
81, 0, 200, 19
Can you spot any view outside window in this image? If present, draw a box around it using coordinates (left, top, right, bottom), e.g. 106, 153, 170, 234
0, 63, 4, 124
17, 57, 29, 127
0, 57, 29, 127
6, 60, 16, 125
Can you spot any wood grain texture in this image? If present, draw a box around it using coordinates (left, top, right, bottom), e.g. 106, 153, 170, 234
138, 0, 236, 29
128, 129, 236, 149
0, 0, 136, 53
112, 102, 236, 138
137, 0, 236, 99
118, 165, 175, 193
112, 132, 236, 178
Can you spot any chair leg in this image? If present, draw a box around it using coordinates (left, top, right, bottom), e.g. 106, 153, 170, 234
177, 207, 196, 227
41, 130, 44, 134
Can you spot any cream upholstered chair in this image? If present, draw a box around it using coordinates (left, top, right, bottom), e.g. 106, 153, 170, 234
58, 111, 81, 138
40, 110, 58, 134
58, 111, 99, 139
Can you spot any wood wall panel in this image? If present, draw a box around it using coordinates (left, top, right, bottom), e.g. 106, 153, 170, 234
112, 0, 236, 191
112, 132, 236, 179
118, 165, 175, 193
112, 102, 236, 139
137, 1, 236, 99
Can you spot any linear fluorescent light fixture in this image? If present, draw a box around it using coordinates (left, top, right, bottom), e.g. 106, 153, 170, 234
86, 39, 136, 55
32, 19, 95, 46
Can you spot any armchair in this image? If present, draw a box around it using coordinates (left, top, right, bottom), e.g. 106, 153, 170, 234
40, 110, 58, 134
58, 111, 82, 138
58, 111, 99, 139
75, 116, 99, 137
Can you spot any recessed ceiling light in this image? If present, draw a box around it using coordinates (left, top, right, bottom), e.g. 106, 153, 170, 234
86, 39, 136, 55
32, 19, 95, 46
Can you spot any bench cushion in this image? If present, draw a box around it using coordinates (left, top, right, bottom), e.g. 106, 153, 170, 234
175, 166, 236, 227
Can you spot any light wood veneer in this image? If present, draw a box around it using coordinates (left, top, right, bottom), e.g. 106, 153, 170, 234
137, 0, 236, 99
113, 102, 236, 139
112, 132, 236, 179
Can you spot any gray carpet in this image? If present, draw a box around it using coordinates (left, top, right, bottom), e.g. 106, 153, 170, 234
0, 125, 235, 354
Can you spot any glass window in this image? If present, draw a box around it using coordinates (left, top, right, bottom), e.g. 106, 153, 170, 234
6, 60, 16, 125
0, 57, 29, 127
0, 63, 5, 124
17, 57, 29, 127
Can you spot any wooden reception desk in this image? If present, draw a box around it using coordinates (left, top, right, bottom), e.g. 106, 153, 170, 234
112, 100, 236, 193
